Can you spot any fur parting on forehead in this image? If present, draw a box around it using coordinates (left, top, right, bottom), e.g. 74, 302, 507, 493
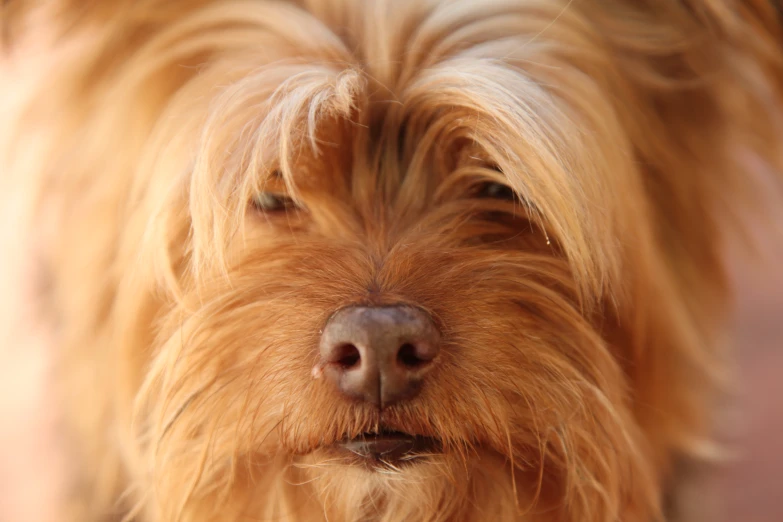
166, 0, 635, 303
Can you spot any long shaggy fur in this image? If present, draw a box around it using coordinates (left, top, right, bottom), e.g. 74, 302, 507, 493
2, 1, 782, 521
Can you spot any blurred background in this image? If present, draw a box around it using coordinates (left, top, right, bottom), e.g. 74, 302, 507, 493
718, 206, 783, 522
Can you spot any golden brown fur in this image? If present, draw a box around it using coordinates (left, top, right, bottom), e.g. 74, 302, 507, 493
2, 1, 782, 521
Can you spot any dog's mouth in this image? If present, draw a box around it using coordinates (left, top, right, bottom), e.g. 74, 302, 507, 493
332, 430, 441, 466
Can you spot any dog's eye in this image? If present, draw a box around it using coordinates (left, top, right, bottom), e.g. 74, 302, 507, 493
477, 181, 517, 201
251, 192, 297, 212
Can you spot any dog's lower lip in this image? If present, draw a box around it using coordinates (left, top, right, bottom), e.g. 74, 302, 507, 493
338, 432, 438, 462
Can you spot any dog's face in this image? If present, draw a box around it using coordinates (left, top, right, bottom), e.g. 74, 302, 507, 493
16, 0, 781, 521
128, 5, 664, 520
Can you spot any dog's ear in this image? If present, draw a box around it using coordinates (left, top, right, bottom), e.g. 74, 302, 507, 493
679, 0, 783, 100
589, 2, 783, 508
703, 0, 783, 203
594, 0, 783, 244
632, 6, 783, 518
680, 0, 783, 45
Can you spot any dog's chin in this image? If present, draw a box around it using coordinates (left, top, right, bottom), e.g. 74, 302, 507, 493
323, 430, 443, 469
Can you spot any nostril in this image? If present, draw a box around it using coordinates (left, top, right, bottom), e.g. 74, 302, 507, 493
334, 344, 361, 369
318, 306, 441, 407
397, 343, 428, 369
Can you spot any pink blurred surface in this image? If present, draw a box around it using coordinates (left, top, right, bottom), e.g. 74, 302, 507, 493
718, 231, 783, 522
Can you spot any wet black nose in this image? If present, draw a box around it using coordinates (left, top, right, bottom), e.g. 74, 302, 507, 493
317, 306, 440, 408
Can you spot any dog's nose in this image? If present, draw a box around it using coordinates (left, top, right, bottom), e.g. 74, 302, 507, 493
317, 306, 440, 408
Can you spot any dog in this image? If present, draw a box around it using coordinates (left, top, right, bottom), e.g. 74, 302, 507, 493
1, 1, 782, 521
